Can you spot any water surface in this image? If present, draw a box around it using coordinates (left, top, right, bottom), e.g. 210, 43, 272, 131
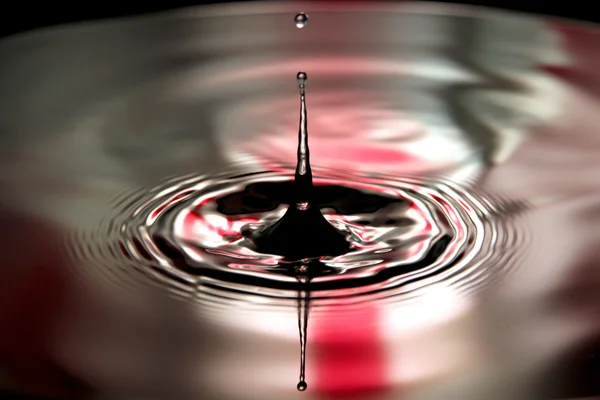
1, 2, 600, 399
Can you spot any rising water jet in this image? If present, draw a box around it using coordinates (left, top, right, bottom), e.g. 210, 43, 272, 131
249, 72, 351, 261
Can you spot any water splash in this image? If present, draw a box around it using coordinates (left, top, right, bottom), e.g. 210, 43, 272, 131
248, 73, 350, 260
64, 167, 523, 303
52, 34, 533, 394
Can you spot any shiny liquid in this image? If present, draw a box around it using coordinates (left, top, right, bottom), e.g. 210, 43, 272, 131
2, 2, 600, 399
295, 13, 309, 29
104, 71, 522, 391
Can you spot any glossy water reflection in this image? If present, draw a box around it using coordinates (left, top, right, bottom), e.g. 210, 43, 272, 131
1, 2, 600, 399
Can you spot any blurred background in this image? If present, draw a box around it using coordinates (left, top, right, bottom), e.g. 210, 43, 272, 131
2, 0, 600, 38
2, 1, 600, 400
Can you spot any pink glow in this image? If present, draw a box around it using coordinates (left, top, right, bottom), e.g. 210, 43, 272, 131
312, 305, 390, 398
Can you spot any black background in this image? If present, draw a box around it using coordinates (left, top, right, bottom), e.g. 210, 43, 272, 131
2, 0, 599, 38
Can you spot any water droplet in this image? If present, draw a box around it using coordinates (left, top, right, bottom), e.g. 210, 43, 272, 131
297, 71, 307, 87
297, 381, 307, 391
294, 13, 308, 28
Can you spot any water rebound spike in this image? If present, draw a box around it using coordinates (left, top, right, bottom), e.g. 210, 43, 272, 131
249, 72, 351, 260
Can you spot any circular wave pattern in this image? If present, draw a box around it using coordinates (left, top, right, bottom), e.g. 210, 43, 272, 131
62, 166, 526, 306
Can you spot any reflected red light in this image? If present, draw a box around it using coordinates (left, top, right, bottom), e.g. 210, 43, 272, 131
312, 304, 389, 398
542, 22, 600, 94
0, 215, 91, 398
184, 205, 258, 239
316, 143, 418, 164
255, 137, 423, 173
150, 190, 195, 222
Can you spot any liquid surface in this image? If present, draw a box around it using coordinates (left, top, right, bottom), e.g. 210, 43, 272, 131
97, 168, 519, 299
2, 2, 600, 400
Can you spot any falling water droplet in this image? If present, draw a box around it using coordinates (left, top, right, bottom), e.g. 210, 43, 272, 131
297, 381, 308, 391
295, 13, 308, 28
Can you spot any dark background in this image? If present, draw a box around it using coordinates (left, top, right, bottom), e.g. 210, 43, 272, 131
1, 0, 599, 39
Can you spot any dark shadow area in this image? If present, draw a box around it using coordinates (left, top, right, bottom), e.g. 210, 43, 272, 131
1, 0, 599, 38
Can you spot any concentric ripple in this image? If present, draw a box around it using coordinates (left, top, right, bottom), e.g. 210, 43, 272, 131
63, 165, 526, 305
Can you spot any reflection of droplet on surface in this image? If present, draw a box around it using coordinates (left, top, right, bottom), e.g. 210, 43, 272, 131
295, 13, 308, 28
297, 381, 308, 391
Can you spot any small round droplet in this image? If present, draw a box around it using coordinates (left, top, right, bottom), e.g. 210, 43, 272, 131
297, 381, 308, 391
295, 13, 308, 28
297, 71, 307, 83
